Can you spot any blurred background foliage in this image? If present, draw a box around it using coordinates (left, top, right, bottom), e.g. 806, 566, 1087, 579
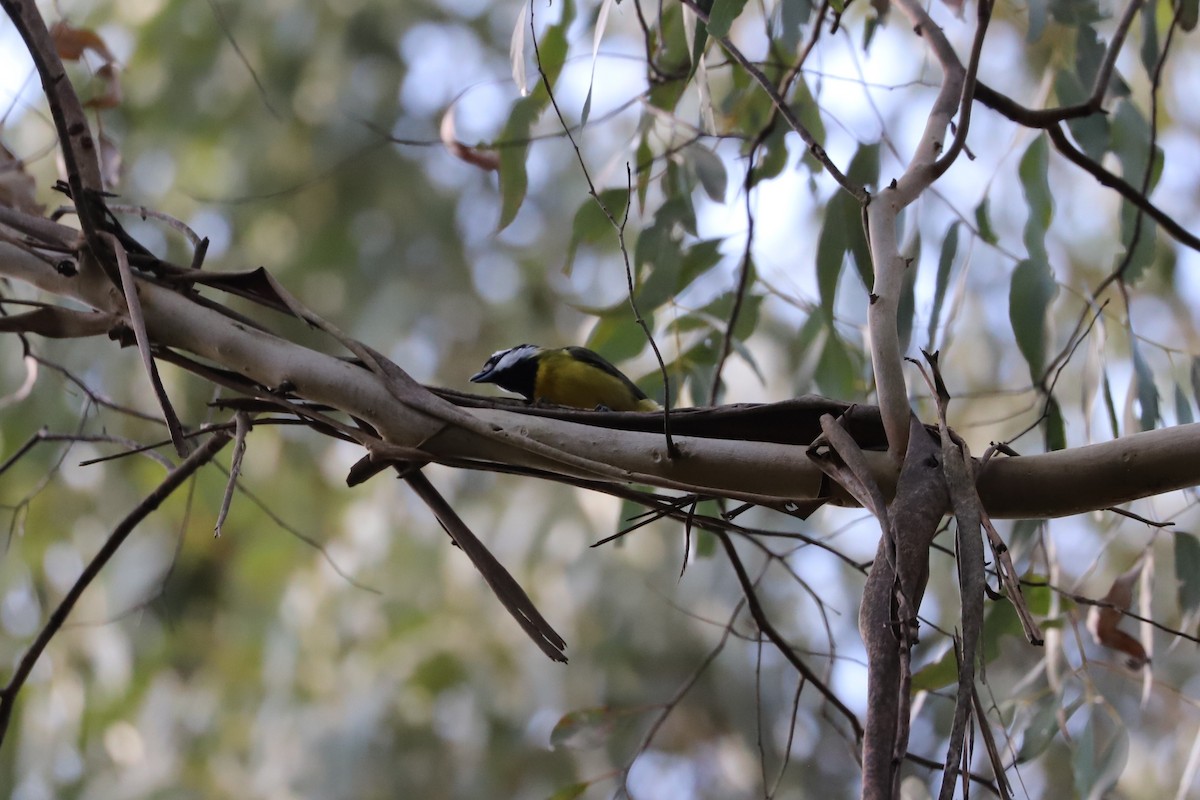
1, 0, 1200, 797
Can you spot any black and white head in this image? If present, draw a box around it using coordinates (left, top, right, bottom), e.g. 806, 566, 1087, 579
469, 344, 541, 399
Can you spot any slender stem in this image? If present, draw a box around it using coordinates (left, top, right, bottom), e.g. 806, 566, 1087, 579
0, 432, 231, 747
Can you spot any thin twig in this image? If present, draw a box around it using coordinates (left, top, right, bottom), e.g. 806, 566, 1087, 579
0, 432, 231, 748
674, 0, 864, 201
528, 3, 677, 455
716, 530, 864, 741
101, 232, 188, 455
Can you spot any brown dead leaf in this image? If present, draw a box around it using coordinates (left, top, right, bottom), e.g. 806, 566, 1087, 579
51, 20, 115, 64
439, 105, 500, 172
1086, 560, 1149, 669
84, 63, 123, 110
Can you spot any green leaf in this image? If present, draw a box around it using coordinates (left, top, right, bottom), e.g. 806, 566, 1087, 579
409, 652, 467, 694
565, 189, 629, 272
700, 289, 763, 341
1181, 0, 1199, 31
1049, 0, 1103, 26
635, 133, 653, 210
637, 238, 723, 310
1175, 532, 1200, 619
550, 706, 622, 749
911, 644, 958, 692
791, 79, 827, 173
537, 16, 571, 85
689, 144, 728, 203
1044, 394, 1066, 451
845, 144, 879, 288
728, 335, 765, 385
915, 580, 1053, 693
1110, 100, 1157, 191
1072, 705, 1128, 800
815, 201, 847, 322
975, 197, 998, 245
1027, 0, 1048, 40
1115, 200, 1156, 285
547, 783, 589, 800
815, 326, 861, 398
1057, 69, 1109, 162
685, 2, 711, 79
1140, 0, 1160, 74
691, 499, 722, 557
927, 222, 959, 350
1074, 24, 1104, 87
815, 146, 875, 319
497, 96, 540, 231
1009, 258, 1057, 381
587, 316, 651, 362
778, 0, 813, 50
1019, 135, 1053, 263
495, 9, 573, 231
633, 194, 692, 286
1102, 369, 1120, 438
1192, 357, 1200, 412
675, 334, 721, 403
1015, 693, 1071, 763
1175, 382, 1194, 425
980, 580, 1051, 663
707, 0, 750, 37
748, 122, 789, 187
1009, 519, 1042, 550
1131, 340, 1159, 431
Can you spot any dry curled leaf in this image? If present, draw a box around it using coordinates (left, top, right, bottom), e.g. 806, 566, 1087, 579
1086, 560, 1149, 669
51, 20, 115, 64
439, 105, 500, 172
84, 63, 123, 110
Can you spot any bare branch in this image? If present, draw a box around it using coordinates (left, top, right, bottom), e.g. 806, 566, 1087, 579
0, 431, 231, 748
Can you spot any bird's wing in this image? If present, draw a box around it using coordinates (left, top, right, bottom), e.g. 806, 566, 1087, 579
562, 346, 650, 400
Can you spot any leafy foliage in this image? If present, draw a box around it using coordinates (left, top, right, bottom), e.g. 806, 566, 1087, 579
2, 0, 1200, 797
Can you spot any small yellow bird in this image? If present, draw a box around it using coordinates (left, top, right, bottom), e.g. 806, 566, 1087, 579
470, 344, 660, 412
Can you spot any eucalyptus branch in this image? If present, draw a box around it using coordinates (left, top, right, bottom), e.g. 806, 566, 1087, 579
0, 0, 112, 279
1045, 123, 1200, 253
931, 0, 994, 180
1093, 4, 1183, 295
973, 0, 1146, 129
864, 0, 971, 463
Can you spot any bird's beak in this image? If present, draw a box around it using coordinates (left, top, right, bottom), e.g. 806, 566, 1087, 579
469, 367, 493, 383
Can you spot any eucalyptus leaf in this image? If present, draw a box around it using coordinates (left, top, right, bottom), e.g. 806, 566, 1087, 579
1009, 257, 1057, 381
927, 222, 959, 350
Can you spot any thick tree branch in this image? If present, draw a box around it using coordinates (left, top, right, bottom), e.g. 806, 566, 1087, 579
858, 415, 949, 799
1, 0, 112, 279
4, 238, 1200, 519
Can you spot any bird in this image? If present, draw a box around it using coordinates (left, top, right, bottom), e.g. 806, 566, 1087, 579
470, 344, 660, 412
